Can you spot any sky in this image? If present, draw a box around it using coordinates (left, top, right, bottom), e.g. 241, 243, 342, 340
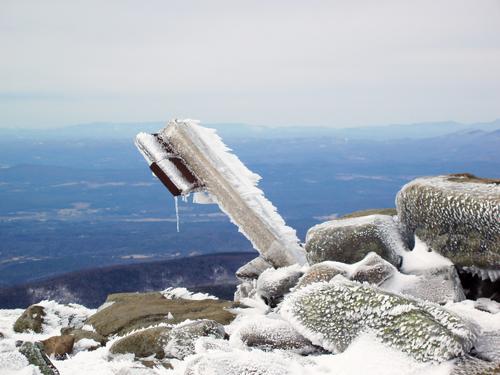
1, 0, 499, 129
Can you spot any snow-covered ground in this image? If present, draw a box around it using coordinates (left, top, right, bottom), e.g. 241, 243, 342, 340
1, 289, 498, 375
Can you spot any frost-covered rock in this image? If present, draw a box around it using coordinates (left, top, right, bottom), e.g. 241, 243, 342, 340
165, 319, 225, 359
399, 266, 465, 304
13, 305, 45, 333
234, 280, 257, 302
183, 350, 300, 375
305, 214, 408, 267
256, 264, 303, 307
351, 252, 396, 286
451, 355, 500, 375
396, 174, 500, 270
280, 277, 475, 362
110, 326, 171, 359
18, 341, 59, 375
41, 335, 74, 358
236, 256, 273, 280
86, 292, 234, 336
295, 262, 348, 289
230, 316, 317, 354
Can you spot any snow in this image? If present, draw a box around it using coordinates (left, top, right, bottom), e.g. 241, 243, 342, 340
400, 236, 453, 274
160, 287, 218, 300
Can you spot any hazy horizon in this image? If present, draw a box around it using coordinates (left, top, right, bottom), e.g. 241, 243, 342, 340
1, 0, 500, 129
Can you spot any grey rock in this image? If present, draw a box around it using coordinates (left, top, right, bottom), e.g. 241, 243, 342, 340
18, 341, 60, 375
236, 256, 273, 280
86, 292, 235, 336
233, 316, 317, 354
295, 262, 348, 289
351, 252, 396, 286
280, 276, 475, 362
165, 319, 225, 359
396, 174, 500, 270
256, 265, 303, 307
305, 214, 408, 267
109, 326, 171, 359
14, 305, 45, 333
399, 266, 466, 304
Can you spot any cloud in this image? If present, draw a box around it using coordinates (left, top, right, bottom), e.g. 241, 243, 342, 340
1, 0, 499, 128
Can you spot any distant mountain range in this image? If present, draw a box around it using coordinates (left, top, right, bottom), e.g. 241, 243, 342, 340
1, 119, 500, 141
0, 252, 255, 309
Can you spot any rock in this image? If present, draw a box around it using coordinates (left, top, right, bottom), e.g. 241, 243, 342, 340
0, 331, 4, 339
140, 359, 173, 370
341, 208, 397, 219
399, 266, 466, 304
305, 214, 408, 267
351, 252, 396, 286
41, 335, 74, 359
86, 292, 235, 336
295, 262, 348, 289
60, 327, 107, 346
231, 316, 317, 354
473, 331, 500, 363
13, 305, 46, 333
396, 174, 500, 270
234, 280, 257, 302
451, 355, 500, 375
280, 276, 475, 362
236, 256, 273, 280
109, 327, 171, 359
256, 264, 303, 307
165, 319, 225, 359
18, 341, 60, 375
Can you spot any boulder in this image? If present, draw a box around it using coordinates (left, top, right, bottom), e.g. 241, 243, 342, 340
165, 319, 225, 359
398, 266, 466, 304
351, 252, 396, 286
280, 276, 475, 362
396, 174, 500, 270
305, 214, 408, 267
295, 262, 348, 289
109, 326, 171, 359
41, 335, 74, 359
13, 305, 45, 333
86, 292, 235, 336
236, 256, 273, 280
18, 341, 60, 375
60, 327, 107, 346
231, 316, 317, 354
256, 264, 303, 307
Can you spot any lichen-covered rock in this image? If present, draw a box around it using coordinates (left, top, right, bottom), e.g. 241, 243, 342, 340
86, 292, 235, 336
398, 266, 466, 304
305, 214, 408, 267
236, 256, 273, 280
295, 262, 348, 289
18, 342, 59, 375
396, 174, 500, 269
231, 316, 317, 354
351, 252, 396, 286
109, 327, 171, 359
165, 319, 225, 359
13, 305, 46, 333
41, 335, 74, 359
280, 277, 475, 362
256, 264, 303, 307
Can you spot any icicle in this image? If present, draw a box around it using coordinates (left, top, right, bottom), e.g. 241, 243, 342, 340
174, 196, 180, 232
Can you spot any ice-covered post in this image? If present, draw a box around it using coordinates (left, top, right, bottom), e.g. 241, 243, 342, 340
135, 119, 306, 267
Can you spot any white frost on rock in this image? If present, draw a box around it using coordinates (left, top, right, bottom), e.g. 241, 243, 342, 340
160, 287, 218, 300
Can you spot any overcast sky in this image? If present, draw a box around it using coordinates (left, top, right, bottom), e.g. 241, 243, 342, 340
1, 0, 499, 128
